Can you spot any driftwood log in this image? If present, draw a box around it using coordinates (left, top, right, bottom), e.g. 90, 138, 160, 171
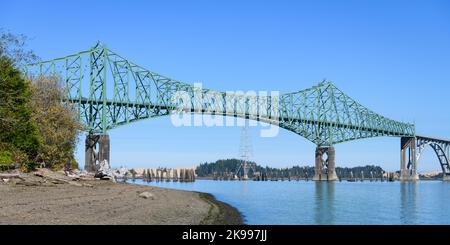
34, 169, 84, 187
0, 173, 25, 180
0, 173, 21, 178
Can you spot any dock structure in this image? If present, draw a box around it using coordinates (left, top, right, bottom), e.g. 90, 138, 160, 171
140, 168, 195, 182
208, 169, 393, 182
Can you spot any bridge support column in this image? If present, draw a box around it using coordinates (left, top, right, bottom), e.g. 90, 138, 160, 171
313, 146, 338, 181
84, 134, 110, 173
400, 137, 419, 181
85, 134, 98, 172
98, 134, 110, 165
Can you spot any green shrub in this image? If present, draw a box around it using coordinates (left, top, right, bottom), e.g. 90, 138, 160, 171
0, 150, 14, 171
0, 150, 13, 165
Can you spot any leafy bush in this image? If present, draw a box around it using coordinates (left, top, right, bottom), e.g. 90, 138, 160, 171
0, 150, 13, 171
0, 150, 13, 165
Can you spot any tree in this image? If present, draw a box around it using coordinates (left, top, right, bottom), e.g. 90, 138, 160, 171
0, 55, 41, 171
30, 77, 82, 170
0, 30, 81, 171
0, 30, 39, 66
1, 31, 82, 172
0, 31, 41, 171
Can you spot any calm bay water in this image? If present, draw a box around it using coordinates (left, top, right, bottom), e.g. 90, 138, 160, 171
129, 179, 450, 224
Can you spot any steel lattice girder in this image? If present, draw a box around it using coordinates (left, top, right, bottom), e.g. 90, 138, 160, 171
416, 136, 450, 174
25, 42, 415, 146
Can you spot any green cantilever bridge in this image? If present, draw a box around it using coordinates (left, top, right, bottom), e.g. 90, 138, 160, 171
25, 42, 450, 181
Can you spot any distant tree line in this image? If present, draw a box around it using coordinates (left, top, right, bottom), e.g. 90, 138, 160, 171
196, 159, 256, 177
196, 159, 385, 179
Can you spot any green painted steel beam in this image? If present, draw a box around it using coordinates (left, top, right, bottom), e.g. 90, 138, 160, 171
25, 42, 416, 146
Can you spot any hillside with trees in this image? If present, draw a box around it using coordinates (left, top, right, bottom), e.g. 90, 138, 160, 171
196, 159, 385, 179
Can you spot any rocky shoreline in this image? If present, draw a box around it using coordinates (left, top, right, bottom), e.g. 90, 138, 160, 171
197, 192, 244, 225
0, 170, 243, 225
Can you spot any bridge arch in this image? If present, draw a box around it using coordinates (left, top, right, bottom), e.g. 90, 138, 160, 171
401, 136, 450, 181
415, 138, 450, 179
100, 109, 414, 148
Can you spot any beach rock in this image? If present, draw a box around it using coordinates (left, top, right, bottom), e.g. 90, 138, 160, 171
139, 191, 154, 200
95, 160, 117, 182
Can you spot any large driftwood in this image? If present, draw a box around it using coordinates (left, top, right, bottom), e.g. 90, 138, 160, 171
0, 173, 20, 178
34, 169, 83, 187
0, 173, 25, 180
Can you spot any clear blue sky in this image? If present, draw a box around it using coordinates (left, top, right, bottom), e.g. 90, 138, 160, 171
2, 0, 450, 171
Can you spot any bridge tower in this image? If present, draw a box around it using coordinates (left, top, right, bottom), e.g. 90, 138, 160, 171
83, 42, 111, 173
400, 137, 419, 181
313, 146, 338, 181
85, 134, 110, 172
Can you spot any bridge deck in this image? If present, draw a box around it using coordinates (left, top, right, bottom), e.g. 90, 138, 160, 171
69, 98, 412, 138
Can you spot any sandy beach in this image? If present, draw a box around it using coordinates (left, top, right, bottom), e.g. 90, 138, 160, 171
0, 173, 243, 225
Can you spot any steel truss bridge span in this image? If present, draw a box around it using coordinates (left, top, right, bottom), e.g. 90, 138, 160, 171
25, 42, 449, 181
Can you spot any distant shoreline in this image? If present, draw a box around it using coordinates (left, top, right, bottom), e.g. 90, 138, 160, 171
195, 176, 445, 182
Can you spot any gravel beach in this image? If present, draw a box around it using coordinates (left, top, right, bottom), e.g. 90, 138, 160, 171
0, 174, 243, 225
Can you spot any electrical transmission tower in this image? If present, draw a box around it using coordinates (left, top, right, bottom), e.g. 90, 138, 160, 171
235, 122, 255, 180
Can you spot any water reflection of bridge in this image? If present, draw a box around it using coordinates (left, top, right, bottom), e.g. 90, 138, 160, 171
400, 183, 417, 224
314, 182, 336, 224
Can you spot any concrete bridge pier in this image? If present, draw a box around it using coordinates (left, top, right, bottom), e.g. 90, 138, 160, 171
313, 146, 339, 181
85, 134, 110, 172
400, 137, 419, 181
